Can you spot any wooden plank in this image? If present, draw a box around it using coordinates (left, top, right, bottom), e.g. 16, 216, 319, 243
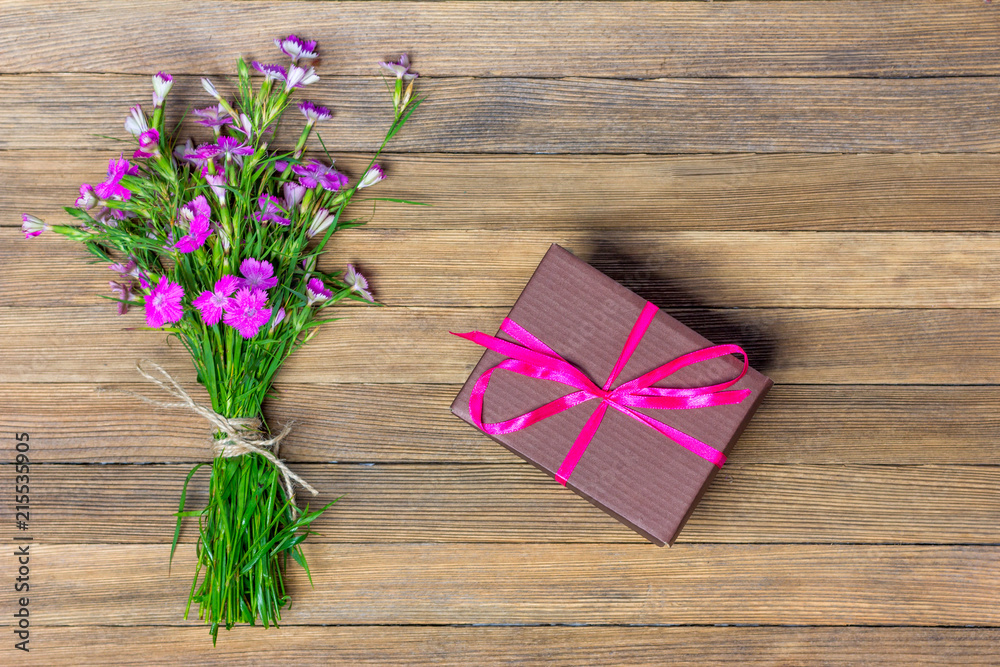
23, 544, 1000, 625
10, 230, 1000, 309
1, 306, 999, 385
4, 151, 1000, 233
10, 463, 999, 544
4, 383, 997, 465
3, 75, 999, 153
18, 626, 1000, 666
3, 1, 998, 78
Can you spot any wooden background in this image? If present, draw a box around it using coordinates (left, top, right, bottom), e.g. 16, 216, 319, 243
2, 1, 999, 664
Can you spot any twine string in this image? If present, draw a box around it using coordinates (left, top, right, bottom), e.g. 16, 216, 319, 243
102, 360, 317, 512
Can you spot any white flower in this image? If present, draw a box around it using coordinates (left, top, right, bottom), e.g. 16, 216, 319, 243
124, 105, 148, 137
307, 208, 335, 238
344, 264, 373, 302
357, 164, 385, 189
21, 214, 48, 238
152, 72, 173, 107
284, 65, 319, 92
201, 77, 221, 100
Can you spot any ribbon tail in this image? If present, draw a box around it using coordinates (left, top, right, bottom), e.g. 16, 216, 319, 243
555, 401, 610, 486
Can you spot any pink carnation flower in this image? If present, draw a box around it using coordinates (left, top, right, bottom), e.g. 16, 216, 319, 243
284, 65, 319, 92
344, 264, 373, 302
196, 136, 253, 166
192, 275, 240, 326
145, 276, 185, 328
172, 195, 213, 253
95, 155, 138, 201
21, 214, 48, 239
299, 100, 331, 123
192, 104, 233, 130
133, 128, 161, 159
152, 72, 173, 107
379, 54, 418, 82
75, 183, 97, 210
306, 277, 333, 305
274, 34, 318, 63
238, 258, 278, 291
124, 105, 148, 137
223, 287, 272, 339
253, 193, 290, 226
357, 164, 385, 189
251, 61, 287, 82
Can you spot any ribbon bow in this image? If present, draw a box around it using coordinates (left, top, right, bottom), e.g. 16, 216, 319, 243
453, 302, 751, 485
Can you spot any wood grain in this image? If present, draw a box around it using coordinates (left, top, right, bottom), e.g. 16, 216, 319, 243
3, 1, 998, 660
16, 626, 1000, 666
10, 463, 999, 544
3, 1, 998, 78
26, 544, 1000, 625
2, 305, 999, 384
4, 383, 997, 464
9, 230, 1000, 309
5, 151, 1000, 232
3, 75, 1000, 153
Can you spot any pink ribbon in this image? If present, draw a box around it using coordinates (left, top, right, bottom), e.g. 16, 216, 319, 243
452, 302, 752, 486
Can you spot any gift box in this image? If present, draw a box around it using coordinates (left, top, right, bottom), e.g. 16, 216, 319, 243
451, 244, 772, 545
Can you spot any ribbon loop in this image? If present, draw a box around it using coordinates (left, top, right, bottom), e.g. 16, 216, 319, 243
453, 302, 751, 486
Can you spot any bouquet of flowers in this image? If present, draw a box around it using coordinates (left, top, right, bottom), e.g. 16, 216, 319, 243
20, 35, 422, 641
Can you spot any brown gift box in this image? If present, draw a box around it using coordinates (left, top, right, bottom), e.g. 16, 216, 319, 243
451, 244, 772, 545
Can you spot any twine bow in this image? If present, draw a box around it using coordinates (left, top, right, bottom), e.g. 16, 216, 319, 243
104, 360, 317, 511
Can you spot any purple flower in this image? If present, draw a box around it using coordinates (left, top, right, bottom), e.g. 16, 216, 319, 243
274, 160, 288, 172
251, 61, 287, 82
223, 287, 272, 338
94, 155, 138, 201
253, 193, 290, 226
291, 160, 321, 188
318, 169, 348, 192
152, 72, 173, 107
344, 264, 373, 302
94, 206, 124, 226
180, 193, 212, 222
124, 105, 148, 137
274, 34, 317, 63
109, 280, 136, 315
172, 195, 213, 253
283, 181, 306, 209
270, 306, 286, 331
75, 184, 97, 210
196, 136, 254, 166
192, 104, 233, 130
204, 167, 227, 204
229, 113, 254, 140
192, 275, 239, 326
357, 164, 385, 189
133, 128, 161, 159
306, 277, 333, 305
299, 100, 331, 123
174, 139, 206, 168
284, 65, 319, 92
379, 54, 418, 82
239, 258, 278, 291
292, 160, 346, 192
21, 214, 48, 239
145, 276, 185, 328
307, 208, 335, 238
109, 258, 142, 280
